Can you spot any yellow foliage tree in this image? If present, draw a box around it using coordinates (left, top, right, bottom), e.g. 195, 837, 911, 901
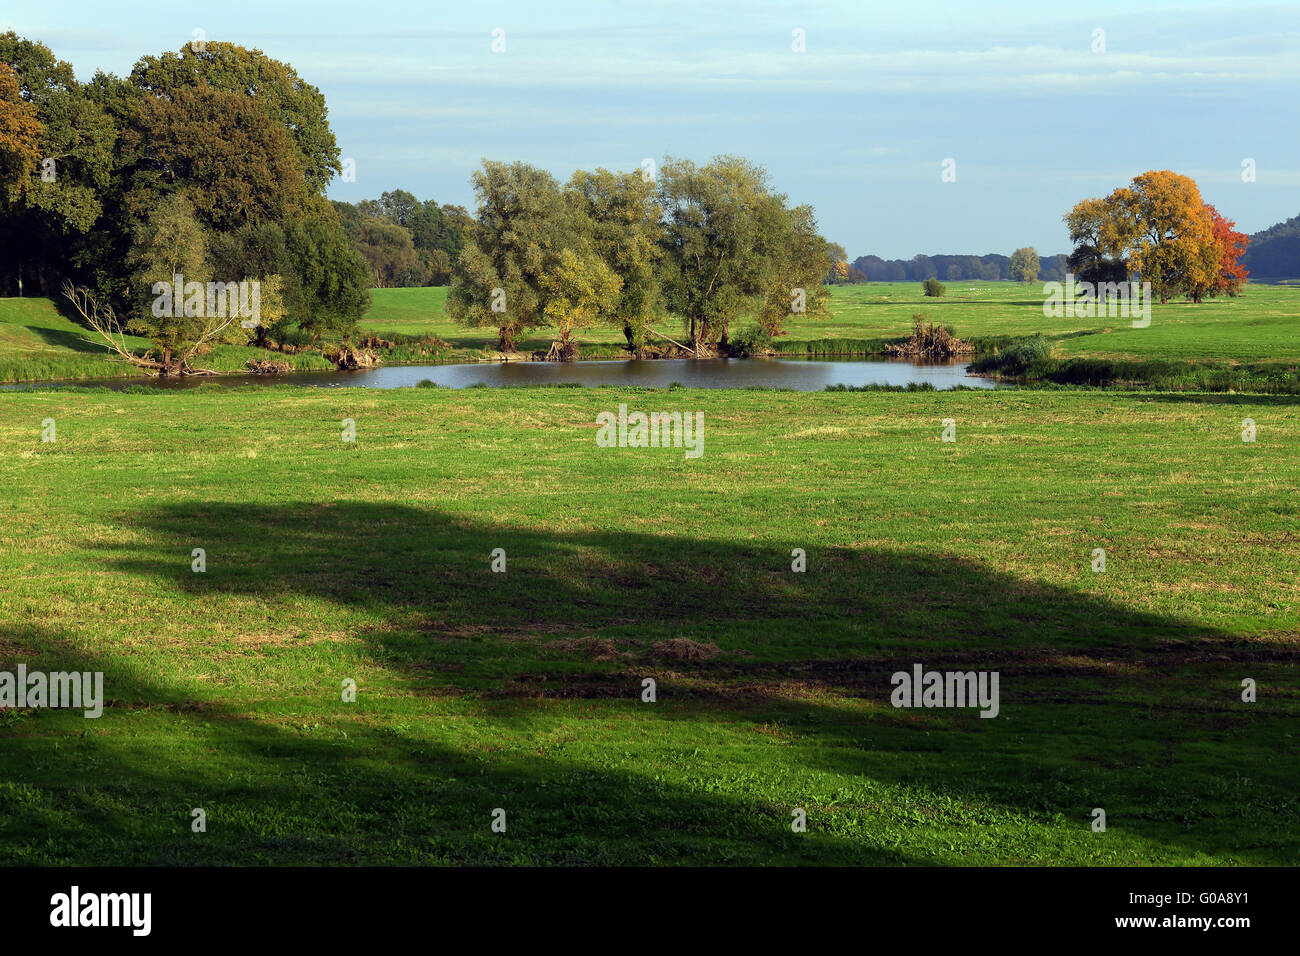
1112, 171, 1219, 304
540, 246, 622, 360
1065, 171, 1231, 304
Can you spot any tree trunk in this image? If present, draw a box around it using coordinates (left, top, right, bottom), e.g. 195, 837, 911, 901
690, 315, 706, 355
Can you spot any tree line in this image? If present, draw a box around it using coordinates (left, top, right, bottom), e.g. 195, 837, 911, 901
845, 251, 1072, 284
0, 30, 837, 366
332, 191, 474, 288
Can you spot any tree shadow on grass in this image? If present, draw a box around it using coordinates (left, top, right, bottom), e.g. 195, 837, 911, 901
25, 323, 114, 355
0, 622, 920, 866
5, 501, 1294, 864
1134, 393, 1300, 407
98, 501, 1243, 658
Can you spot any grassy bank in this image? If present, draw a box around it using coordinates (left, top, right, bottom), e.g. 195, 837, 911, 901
1, 386, 1296, 864
972, 336, 1300, 393
5, 280, 1300, 387
0, 297, 335, 383
358, 281, 1300, 380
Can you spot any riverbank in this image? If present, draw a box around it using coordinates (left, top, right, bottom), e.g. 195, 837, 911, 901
5, 280, 1300, 388
971, 338, 1300, 394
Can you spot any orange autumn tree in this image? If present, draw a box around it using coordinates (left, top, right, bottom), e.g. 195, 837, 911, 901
1111, 170, 1219, 304
1188, 205, 1249, 303
1065, 170, 1249, 304
0, 63, 43, 208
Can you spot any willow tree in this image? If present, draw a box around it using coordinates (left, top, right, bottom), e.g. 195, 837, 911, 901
658, 155, 831, 353
565, 168, 663, 355
751, 198, 833, 341
447, 161, 580, 351
657, 156, 763, 353
1008, 247, 1040, 284
540, 246, 621, 360
63, 193, 242, 376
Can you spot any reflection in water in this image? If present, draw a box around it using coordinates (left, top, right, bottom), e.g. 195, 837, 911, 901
13, 357, 1004, 392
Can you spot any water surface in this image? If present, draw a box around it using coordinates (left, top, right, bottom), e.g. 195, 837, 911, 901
7, 357, 1002, 391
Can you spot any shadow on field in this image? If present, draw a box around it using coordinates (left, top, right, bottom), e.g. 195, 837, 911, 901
1136, 393, 1300, 407
95, 501, 1262, 667
26, 323, 112, 355
4, 501, 1293, 864
0, 621, 917, 866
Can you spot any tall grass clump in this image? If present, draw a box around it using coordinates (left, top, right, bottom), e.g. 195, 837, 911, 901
969, 334, 1051, 376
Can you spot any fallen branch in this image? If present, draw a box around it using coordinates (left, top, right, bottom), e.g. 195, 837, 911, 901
646, 326, 695, 355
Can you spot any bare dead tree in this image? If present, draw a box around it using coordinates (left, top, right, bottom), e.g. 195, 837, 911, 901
62, 281, 166, 374
62, 280, 239, 376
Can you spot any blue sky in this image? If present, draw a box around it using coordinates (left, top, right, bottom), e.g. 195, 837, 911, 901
6, 0, 1299, 258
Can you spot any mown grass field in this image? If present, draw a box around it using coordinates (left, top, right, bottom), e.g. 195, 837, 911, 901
1, 385, 1296, 864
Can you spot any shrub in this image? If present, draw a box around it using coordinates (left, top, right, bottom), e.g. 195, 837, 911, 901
969, 334, 1051, 375
923, 278, 946, 297
728, 324, 773, 356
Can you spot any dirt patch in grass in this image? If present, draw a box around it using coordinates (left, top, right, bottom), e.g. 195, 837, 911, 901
465, 639, 1300, 703
546, 637, 628, 661
413, 620, 590, 640
651, 638, 722, 662
104, 698, 219, 714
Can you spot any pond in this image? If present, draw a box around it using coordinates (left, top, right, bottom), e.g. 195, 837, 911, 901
11, 357, 1002, 391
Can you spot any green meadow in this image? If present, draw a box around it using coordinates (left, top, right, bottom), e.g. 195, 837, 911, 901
1, 384, 1296, 864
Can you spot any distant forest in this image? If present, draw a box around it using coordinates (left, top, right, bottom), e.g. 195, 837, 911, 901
846, 252, 1070, 283
1242, 212, 1300, 277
